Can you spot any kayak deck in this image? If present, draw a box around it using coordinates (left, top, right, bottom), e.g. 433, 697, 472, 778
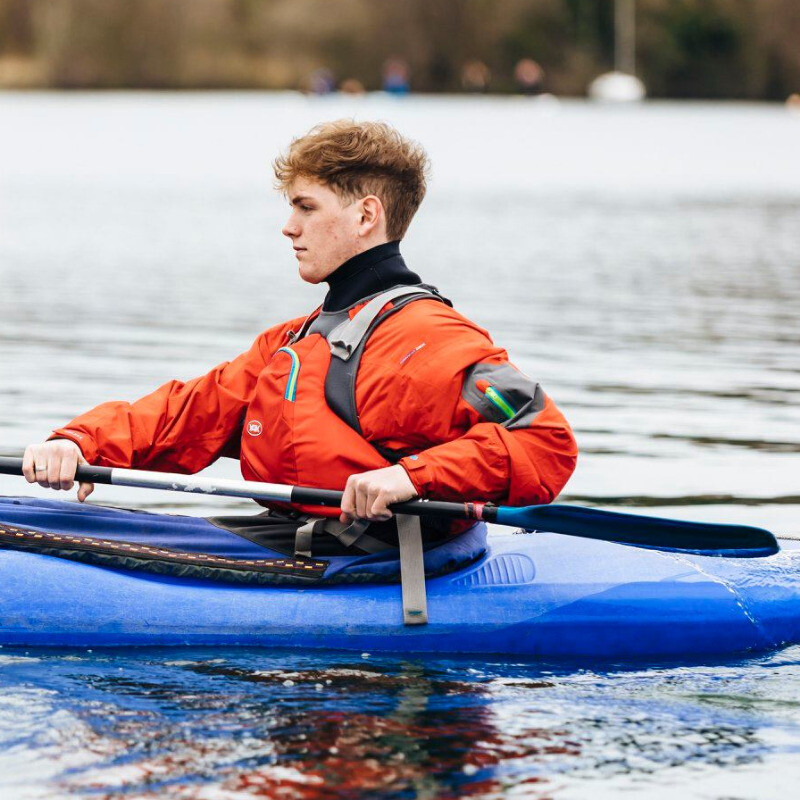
1, 499, 799, 657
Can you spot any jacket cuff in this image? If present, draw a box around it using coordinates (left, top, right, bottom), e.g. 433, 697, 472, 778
399, 454, 435, 498
49, 428, 97, 463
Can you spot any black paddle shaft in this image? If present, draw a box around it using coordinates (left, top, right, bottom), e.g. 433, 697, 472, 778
290, 485, 497, 521
0, 457, 113, 485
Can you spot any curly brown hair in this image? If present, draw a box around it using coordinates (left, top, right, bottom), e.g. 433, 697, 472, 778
273, 120, 430, 240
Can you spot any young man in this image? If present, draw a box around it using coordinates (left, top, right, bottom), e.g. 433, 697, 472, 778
23, 120, 577, 536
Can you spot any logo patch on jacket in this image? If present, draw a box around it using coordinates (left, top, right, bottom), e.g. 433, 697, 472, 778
247, 420, 263, 436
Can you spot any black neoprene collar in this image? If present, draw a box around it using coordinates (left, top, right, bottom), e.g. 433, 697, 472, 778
323, 241, 422, 311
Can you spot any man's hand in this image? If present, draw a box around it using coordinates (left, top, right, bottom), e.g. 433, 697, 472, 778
339, 464, 418, 523
22, 439, 95, 502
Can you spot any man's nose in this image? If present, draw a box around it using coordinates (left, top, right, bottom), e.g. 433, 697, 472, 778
282, 215, 299, 238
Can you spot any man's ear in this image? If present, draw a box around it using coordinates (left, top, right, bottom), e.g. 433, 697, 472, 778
358, 195, 384, 236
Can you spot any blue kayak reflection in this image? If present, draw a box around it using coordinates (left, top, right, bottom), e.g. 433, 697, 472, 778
0, 648, 789, 799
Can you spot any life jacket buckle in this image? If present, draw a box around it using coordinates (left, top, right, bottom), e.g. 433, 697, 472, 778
328, 336, 354, 361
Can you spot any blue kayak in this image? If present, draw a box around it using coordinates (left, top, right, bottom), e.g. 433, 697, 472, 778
1, 496, 799, 658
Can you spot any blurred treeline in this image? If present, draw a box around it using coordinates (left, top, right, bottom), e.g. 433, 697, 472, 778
0, 0, 798, 98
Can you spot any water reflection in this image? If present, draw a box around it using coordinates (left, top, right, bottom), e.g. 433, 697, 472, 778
3, 649, 798, 798
59, 659, 521, 798
564, 492, 800, 508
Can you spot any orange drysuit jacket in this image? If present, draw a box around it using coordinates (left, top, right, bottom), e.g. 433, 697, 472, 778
53, 299, 577, 512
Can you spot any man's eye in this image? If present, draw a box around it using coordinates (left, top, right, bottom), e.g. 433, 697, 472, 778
301, 205, 313, 212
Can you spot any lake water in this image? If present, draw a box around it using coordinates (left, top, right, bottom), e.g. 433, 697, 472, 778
1, 93, 800, 798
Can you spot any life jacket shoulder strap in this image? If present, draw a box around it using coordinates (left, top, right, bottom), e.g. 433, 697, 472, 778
327, 285, 434, 361
287, 307, 322, 344
324, 285, 448, 448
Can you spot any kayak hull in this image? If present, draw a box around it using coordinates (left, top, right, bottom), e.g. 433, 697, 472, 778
1, 501, 799, 657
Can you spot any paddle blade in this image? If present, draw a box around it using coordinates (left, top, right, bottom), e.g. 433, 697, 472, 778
495, 504, 779, 558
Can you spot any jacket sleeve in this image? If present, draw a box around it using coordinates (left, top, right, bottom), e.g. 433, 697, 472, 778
398, 354, 578, 507
50, 318, 302, 473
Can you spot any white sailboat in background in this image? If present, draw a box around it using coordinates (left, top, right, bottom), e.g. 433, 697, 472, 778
589, 0, 647, 102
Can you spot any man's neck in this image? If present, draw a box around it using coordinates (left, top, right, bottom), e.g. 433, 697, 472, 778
323, 241, 422, 311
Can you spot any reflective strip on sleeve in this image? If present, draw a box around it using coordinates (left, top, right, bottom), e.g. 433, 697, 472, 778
462, 362, 546, 430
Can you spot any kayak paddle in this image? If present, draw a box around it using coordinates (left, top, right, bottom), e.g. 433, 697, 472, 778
0, 456, 778, 557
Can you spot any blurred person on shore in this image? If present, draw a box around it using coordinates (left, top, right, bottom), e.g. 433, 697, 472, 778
308, 68, 336, 96
382, 57, 410, 95
461, 60, 491, 93
340, 78, 366, 95
514, 58, 545, 96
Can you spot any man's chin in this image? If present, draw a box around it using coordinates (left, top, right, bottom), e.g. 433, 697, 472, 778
298, 265, 323, 285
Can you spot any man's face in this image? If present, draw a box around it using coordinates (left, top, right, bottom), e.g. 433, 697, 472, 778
282, 177, 364, 284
